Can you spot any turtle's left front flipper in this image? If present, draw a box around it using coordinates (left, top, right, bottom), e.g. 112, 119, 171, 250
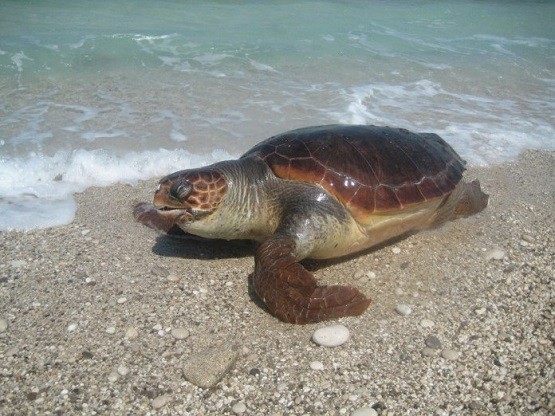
253, 235, 371, 324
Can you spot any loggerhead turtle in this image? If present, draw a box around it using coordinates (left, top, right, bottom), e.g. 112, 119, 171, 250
134, 125, 488, 324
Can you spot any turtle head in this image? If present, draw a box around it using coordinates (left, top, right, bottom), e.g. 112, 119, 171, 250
153, 168, 228, 227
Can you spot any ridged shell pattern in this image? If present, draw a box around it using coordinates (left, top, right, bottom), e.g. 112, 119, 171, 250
242, 125, 465, 221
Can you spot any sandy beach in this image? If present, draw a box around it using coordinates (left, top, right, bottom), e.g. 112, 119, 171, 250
0, 150, 553, 415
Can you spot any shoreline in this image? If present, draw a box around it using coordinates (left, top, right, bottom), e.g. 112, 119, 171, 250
1, 150, 553, 414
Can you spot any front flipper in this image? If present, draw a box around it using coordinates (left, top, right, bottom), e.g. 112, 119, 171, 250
253, 235, 371, 324
133, 202, 186, 235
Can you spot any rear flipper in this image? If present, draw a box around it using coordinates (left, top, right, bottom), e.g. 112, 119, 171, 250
428, 180, 489, 227
452, 179, 489, 219
253, 235, 371, 324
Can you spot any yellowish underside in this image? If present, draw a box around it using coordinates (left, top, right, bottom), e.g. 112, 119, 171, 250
310, 197, 445, 259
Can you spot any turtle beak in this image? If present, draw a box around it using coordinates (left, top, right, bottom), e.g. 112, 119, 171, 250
153, 180, 193, 221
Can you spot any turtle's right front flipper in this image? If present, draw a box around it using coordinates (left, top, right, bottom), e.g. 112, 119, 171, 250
253, 235, 371, 324
133, 202, 185, 235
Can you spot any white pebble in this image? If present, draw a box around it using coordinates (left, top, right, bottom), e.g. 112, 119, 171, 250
153, 324, 162, 331
107, 371, 119, 383
351, 406, 378, 416
521, 234, 535, 243
484, 247, 505, 260
171, 327, 190, 340
442, 349, 461, 360
232, 401, 247, 414
312, 324, 350, 347
117, 365, 129, 376
152, 394, 171, 409
124, 327, 139, 339
0, 317, 8, 332
106, 326, 116, 334
310, 361, 324, 370
167, 273, 180, 282
475, 307, 486, 315
395, 304, 412, 316
392, 247, 401, 254
117, 297, 127, 304
420, 319, 435, 328
67, 323, 77, 332
366, 271, 377, 279
10, 260, 27, 268
81, 229, 90, 236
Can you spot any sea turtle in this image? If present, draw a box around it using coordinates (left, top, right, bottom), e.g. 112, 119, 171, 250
134, 125, 488, 324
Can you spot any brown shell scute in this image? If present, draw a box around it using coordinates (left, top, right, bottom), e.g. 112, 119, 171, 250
242, 125, 466, 218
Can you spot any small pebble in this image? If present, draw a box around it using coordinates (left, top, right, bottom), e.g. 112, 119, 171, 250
484, 247, 505, 260
67, 323, 77, 332
167, 273, 180, 282
107, 371, 119, 383
232, 401, 247, 414
424, 335, 442, 349
312, 324, 350, 347
0, 317, 8, 332
106, 326, 116, 334
475, 307, 486, 315
81, 229, 90, 236
152, 394, 171, 409
85, 277, 96, 286
395, 304, 412, 316
117, 365, 129, 376
10, 260, 27, 268
124, 327, 139, 339
351, 406, 378, 416
171, 327, 190, 340
421, 347, 436, 357
420, 319, 435, 328
521, 234, 534, 243
310, 361, 324, 370
366, 271, 377, 279
117, 297, 127, 304
277, 382, 288, 392
151, 265, 169, 277
441, 348, 461, 360
392, 247, 401, 254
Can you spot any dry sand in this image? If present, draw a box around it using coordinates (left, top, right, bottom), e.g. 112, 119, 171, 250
1, 150, 553, 415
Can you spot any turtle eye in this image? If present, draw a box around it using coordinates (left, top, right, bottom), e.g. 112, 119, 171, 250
170, 181, 193, 201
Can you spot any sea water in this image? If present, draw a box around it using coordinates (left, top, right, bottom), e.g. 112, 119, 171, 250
1, 0, 553, 230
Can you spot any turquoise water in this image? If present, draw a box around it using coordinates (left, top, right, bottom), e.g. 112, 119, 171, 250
1, 0, 554, 230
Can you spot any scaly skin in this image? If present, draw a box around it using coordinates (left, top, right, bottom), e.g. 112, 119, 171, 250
253, 235, 371, 324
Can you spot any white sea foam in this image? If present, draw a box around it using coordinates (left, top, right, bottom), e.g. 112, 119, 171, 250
0, 148, 236, 231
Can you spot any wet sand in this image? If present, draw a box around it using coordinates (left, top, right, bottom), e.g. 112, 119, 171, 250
0, 150, 553, 415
